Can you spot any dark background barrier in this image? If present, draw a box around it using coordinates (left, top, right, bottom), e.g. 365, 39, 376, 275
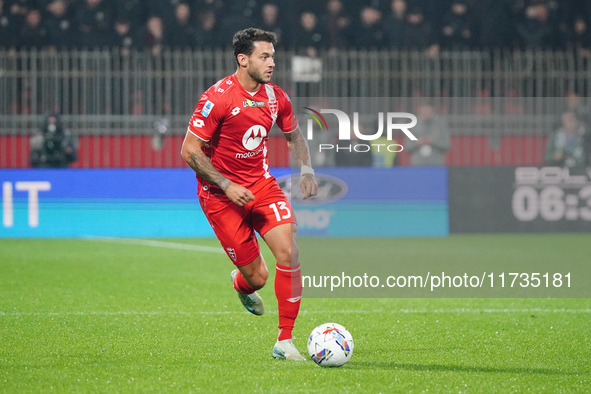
449, 166, 591, 233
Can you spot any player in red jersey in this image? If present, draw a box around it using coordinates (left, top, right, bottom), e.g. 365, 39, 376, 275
181, 28, 318, 360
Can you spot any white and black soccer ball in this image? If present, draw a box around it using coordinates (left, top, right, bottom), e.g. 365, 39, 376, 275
307, 322, 354, 367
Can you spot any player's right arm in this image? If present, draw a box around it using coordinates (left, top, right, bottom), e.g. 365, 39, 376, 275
181, 132, 255, 206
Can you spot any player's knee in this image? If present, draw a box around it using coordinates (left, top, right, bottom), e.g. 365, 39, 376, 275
289, 225, 300, 265
248, 270, 268, 290
277, 243, 298, 266
290, 243, 299, 265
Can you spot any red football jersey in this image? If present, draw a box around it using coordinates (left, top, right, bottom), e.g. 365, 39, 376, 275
187, 73, 297, 191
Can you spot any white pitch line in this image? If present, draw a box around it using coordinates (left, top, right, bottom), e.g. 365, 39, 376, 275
88, 237, 225, 254
1, 309, 590, 317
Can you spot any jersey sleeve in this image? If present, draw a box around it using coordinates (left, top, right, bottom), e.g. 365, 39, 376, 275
187, 92, 223, 142
275, 88, 298, 134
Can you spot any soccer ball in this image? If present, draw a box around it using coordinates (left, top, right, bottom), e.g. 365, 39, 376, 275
307, 322, 354, 367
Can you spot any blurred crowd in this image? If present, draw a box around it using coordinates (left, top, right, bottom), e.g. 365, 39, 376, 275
1, 0, 591, 55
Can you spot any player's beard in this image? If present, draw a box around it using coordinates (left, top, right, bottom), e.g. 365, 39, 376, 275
247, 65, 271, 85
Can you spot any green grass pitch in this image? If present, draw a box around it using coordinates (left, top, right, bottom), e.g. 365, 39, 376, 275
1, 235, 590, 392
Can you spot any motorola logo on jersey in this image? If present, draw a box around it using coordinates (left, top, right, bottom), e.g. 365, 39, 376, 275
242, 125, 268, 150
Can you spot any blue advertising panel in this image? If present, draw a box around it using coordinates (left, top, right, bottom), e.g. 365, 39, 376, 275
283, 167, 448, 237
0, 169, 213, 238
0, 167, 448, 238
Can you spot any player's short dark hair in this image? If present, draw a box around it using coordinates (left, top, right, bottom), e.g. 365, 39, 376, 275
232, 28, 277, 65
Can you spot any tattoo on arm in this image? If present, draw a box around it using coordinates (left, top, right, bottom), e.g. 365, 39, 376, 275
187, 149, 231, 191
289, 128, 312, 168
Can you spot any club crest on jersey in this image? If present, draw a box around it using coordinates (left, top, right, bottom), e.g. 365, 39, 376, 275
268, 99, 278, 117
226, 248, 237, 261
243, 99, 265, 108
242, 125, 267, 150
201, 100, 215, 117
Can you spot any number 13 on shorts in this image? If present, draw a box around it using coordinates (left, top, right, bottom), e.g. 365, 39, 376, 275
269, 202, 291, 222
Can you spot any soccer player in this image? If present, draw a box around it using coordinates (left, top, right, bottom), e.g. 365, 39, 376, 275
181, 28, 318, 360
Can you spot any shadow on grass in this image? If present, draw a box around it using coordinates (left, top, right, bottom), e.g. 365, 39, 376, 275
350, 362, 587, 376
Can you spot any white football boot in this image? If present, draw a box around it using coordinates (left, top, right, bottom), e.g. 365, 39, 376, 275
230, 269, 264, 316
272, 339, 307, 361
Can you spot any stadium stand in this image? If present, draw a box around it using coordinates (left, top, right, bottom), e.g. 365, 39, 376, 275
2, 0, 591, 168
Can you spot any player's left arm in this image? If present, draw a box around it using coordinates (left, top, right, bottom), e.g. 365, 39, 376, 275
275, 87, 318, 199
284, 126, 318, 200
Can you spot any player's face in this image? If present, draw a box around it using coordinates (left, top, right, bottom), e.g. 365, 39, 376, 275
246, 41, 275, 85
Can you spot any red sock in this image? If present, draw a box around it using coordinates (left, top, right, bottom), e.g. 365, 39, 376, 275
275, 263, 302, 341
233, 270, 256, 294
